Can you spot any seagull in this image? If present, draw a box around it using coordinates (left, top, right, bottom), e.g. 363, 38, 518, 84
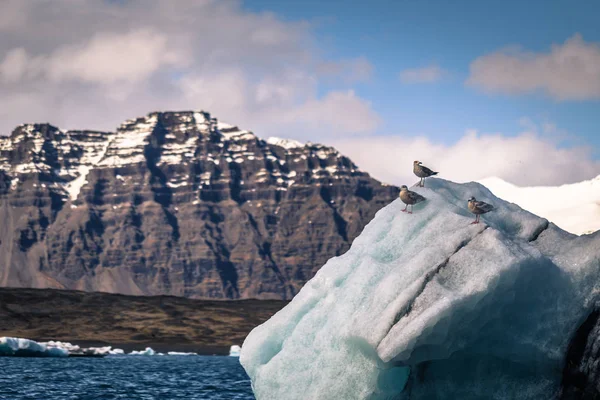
413, 161, 438, 187
467, 196, 495, 224
399, 185, 426, 214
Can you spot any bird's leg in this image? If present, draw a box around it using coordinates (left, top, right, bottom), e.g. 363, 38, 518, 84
408, 205, 413, 214
420, 178, 424, 187
402, 205, 408, 212
470, 215, 479, 225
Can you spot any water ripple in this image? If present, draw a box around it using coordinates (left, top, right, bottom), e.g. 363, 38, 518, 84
0, 356, 254, 400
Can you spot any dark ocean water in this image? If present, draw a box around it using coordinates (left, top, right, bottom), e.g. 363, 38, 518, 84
0, 356, 254, 400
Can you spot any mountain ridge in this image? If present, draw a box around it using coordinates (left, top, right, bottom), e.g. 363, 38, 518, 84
0, 110, 399, 299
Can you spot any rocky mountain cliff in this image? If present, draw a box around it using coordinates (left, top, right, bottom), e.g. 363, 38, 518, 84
0, 111, 399, 299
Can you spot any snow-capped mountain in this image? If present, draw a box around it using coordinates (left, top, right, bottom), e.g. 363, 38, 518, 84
0, 111, 398, 299
479, 176, 600, 235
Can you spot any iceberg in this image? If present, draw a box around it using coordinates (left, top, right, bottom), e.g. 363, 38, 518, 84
240, 178, 600, 399
0, 337, 69, 357
87, 345, 126, 356
0, 338, 126, 357
167, 351, 197, 356
229, 345, 242, 357
129, 347, 156, 356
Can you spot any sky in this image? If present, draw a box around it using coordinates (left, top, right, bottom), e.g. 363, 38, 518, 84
1, 0, 599, 187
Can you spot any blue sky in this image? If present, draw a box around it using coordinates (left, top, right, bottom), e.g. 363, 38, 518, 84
1, 0, 599, 186
244, 0, 600, 151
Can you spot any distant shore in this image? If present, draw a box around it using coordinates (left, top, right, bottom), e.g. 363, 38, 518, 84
0, 288, 287, 356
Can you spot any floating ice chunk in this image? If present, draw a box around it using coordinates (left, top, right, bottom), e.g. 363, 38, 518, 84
0, 337, 69, 357
87, 346, 114, 355
129, 347, 156, 356
167, 351, 197, 356
240, 178, 600, 400
0, 338, 128, 357
229, 345, 242, 357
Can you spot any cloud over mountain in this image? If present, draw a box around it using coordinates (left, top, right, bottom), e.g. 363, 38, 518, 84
0, 0, 378, 139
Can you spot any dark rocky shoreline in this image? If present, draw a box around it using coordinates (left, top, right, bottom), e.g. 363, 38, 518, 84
0, 287, 287, 355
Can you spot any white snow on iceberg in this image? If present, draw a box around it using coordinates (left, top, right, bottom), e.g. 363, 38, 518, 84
240, 178, 600, 399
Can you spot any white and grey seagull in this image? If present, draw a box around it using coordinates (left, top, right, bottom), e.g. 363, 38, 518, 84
400, 185, 426, 214
467, 196, 495, 224
413, 161, 438, 187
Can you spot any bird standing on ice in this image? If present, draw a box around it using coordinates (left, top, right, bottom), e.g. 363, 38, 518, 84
399, 185, 426, 214
413, 161, 438, 187
467, 197, 494, 224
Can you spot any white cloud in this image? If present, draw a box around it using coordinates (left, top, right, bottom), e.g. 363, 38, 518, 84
0, 47, 29, 82
399, 65, 446, 84
0, 1, 31, 31
285, 90, 379, 136
467, 34, 600, 100
47, 29, 189, 84
1, 29, 188, 86
179, 70, 378, 137
0, 0, 378, 139
333, 129, 600, 187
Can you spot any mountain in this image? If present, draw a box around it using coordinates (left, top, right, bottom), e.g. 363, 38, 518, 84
479, 176, 600, 235
241, 178, 600, 400
0, 111, 399, 300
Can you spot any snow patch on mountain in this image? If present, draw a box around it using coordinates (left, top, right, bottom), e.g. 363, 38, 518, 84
64, 138, 112, 201
266, 137, 304, 150
217, 122, 255, 140
99, 114, 157, 167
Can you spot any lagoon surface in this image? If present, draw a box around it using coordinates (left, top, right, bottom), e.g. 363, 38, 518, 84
0, 355, 254, 400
